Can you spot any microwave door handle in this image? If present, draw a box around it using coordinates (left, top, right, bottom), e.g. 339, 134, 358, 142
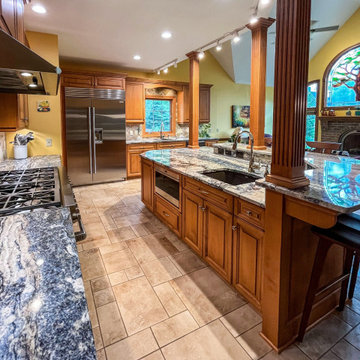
92, 107, 96, 174
88, 107, 93, 174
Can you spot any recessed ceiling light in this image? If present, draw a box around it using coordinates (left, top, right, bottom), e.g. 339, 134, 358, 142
163, 68, 168, 74
198, 51, 205, 59
133, 55, 141, 60
21, 72, 32, 77
32, 5, 47, 14
161, 31, 172, 39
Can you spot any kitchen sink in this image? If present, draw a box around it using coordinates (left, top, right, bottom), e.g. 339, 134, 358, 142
201, 169, 261, 185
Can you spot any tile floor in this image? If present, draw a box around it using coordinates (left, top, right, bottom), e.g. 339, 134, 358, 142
75, 179, 360, 360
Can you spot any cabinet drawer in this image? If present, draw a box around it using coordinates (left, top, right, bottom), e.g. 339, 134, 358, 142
156, 141, 187, 149
155, 195, 181, 237
183, 177, 233, 212
234, 198, 265, 229
127, 143, 157, 151
95, 76, 125, 89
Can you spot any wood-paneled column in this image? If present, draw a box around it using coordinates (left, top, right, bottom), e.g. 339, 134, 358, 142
265, 0, 311, 189
186, 51, 200, 149
246, 17, 275, 150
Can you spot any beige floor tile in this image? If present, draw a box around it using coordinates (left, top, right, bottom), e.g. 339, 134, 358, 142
91, 276, 111, 292
131, 223, 150, 237
154, 231, 189, 252
162, 320, 251, 360
76, 243, 83, 252
105, 328, 158, 360
124, 213, 151, 225
92, 326, 104, 350
151, 311, 198, 347
347, 298, 360, 316
108, 271, 128, 286
331, 339, 360, 359
142, 220, 169, 234
113, 276, 168, 335
220, 304, 262, 337
153, 282, 186, 317
345, 322, 360, 350
112, 216, 131, 228
237, 324, 272, 360
96, 348, 106, 360
170, 249, 207, 275
82, 238, 112, 251
97, 302, 127, 347
83, 221, 109, 242
125, 265, 144, 280
262, 346, 310, 360
79, 249, 106, 281
141, 257, 182, 286
94, 288, 116, 308
107, 227, 137, 243
335, 306, 360, 327
297, 314, 352, 360
102, 248, 138, 274
99, 214, 118, 231
171, 267, 246, 326
83, 281, 98, 328
99, 242, 128, 255
141, 350, 164, 360
318, 352, 341, 360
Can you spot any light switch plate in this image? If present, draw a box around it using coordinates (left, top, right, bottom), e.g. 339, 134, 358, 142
46, 138, 52, 147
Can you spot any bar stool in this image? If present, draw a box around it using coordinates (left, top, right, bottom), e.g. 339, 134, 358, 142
297, 214, 360, 342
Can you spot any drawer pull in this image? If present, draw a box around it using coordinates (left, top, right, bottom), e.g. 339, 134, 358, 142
163, 211, 170, 217
246, 210, 253, 216
232, 225, 238, 231
200, 190, 209, 195
199, 206, 206, 212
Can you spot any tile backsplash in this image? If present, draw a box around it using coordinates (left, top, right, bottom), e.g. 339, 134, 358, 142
126, 124, 190, 141
0, 132, 7, 161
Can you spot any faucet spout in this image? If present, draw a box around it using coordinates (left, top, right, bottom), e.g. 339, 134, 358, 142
232, 130, 256, 173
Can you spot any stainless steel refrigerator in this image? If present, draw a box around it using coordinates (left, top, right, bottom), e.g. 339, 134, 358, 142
65, 87, 126, 186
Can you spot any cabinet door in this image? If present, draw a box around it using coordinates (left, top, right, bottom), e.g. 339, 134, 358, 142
199, 87, 210, 123
0, 0, 15, 36
127, 149, 142, 178
141, 159, 153, 210
181, 85, 190, 123
126, 82, 145, 123
95, 76, 125, 89
182, 190, 203, 255
232, 217, 264, 309
62, 74, 94, 88
203, 201, 233, 282
14, 0, 24, 43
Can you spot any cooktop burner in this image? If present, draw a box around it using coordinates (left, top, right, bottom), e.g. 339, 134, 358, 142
0, 167, 61, 216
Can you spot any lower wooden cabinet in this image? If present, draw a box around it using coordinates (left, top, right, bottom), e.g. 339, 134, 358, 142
203, 201, 233, 282
141, 158, 153, 210
154, 195, 181, 237
127, 144, 156, 178
232, 217, 264, 309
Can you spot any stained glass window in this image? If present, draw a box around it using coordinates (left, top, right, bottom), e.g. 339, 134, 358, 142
306, 82, 318, 147
326, 46, 360, 107
145, 99, 172, 133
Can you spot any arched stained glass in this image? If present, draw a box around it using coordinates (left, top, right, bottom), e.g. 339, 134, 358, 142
326, 45, 360, 107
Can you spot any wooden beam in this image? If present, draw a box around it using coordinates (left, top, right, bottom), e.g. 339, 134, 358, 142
247, 17, 275, 150
266, 0, 311, 189
186, 51, 200, 149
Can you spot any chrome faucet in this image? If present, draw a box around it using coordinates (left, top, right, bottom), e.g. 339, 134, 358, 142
160, 122, 165, 139
232, 130, 256, 173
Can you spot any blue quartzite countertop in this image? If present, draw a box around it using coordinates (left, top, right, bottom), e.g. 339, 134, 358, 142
0, 208, 96, 359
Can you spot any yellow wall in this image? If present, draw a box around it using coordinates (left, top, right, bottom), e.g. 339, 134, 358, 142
308, 7, 360, 118
61, 52, 274, 138
6, 31, 62, 158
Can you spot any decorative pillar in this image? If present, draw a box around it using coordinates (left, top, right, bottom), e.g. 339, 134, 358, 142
266, 0, 311, 189
247, 17, 275, 150
186, 51, 200, 149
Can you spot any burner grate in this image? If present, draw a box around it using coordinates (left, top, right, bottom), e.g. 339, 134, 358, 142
0, 167, 61, 216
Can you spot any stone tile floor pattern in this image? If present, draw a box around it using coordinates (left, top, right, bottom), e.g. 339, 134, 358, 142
75, 179, 360, 360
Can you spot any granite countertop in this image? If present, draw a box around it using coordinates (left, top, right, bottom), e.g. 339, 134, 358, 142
141, 147, 266, 208
213, 142, 272, 156
0, 155, 61, 171
127, 137, 219, 144
0, 208, 96, 359
257, 152, 360, 213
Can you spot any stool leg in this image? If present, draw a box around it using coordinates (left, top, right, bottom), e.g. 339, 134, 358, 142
348, 252, 360, 300
298, 237, 332, 342
338, 249, 354, 311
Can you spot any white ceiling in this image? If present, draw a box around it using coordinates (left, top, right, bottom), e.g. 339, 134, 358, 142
24, 0, 274, 71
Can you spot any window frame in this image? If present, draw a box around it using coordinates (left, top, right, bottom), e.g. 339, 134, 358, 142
307, 80, 320, 141
322, 42, 360, 111
142, 95, 177, 138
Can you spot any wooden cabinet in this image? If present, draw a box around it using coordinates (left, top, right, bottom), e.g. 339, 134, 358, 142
127, 143, 156, 178
0, 0, 16, 36
126, 82, 145, 123
62, 73, 94, 88
62, 71, 125, 89
154, 195, 181, 237
232, 216, 264, 309
203, 201, 233, 282
141, 158, 154, 210
95, 76, 124, 89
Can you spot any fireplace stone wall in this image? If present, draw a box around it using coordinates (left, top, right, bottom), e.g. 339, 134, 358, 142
320, 119, 360, 143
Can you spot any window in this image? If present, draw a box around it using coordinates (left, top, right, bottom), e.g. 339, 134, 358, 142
144, 96, 176, 136
306, 81, 319, 147
325, 45, 360, 108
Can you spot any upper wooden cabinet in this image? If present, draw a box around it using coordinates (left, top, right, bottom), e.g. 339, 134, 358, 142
0, 0, 16, 36
62, 71, 126, 90
125, 82, 145, 123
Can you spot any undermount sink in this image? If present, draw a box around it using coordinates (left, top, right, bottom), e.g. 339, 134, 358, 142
201, 169, 261, 185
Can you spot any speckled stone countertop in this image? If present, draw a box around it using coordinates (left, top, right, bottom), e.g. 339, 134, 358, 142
141, 147, 266, 208
0, 155, 61, 171
0, 208, 96, 359
127, 137, 219, 144
258, 152, 360, 213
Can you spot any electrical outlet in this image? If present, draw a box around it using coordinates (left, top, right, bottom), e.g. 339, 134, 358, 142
130, 130, 134, 135
46, 138, 52, 147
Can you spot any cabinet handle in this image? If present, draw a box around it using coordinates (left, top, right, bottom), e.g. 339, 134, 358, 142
199, 206, 206, 212
232, 225, 238, 231
246, 210, 253, 216
200, 190, 209, 195
163, 211, 170, 217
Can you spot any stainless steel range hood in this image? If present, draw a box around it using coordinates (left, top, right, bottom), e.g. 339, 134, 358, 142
0, 29, 61, 95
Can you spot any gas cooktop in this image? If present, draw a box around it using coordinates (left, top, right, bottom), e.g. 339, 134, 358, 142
0, 167, 61, 216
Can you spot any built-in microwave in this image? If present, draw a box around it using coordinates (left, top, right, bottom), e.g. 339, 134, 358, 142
154, 167, 180, 208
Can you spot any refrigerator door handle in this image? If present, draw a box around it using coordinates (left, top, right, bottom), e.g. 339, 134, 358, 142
88, 107, 93, 174
92, 106, 97, 174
